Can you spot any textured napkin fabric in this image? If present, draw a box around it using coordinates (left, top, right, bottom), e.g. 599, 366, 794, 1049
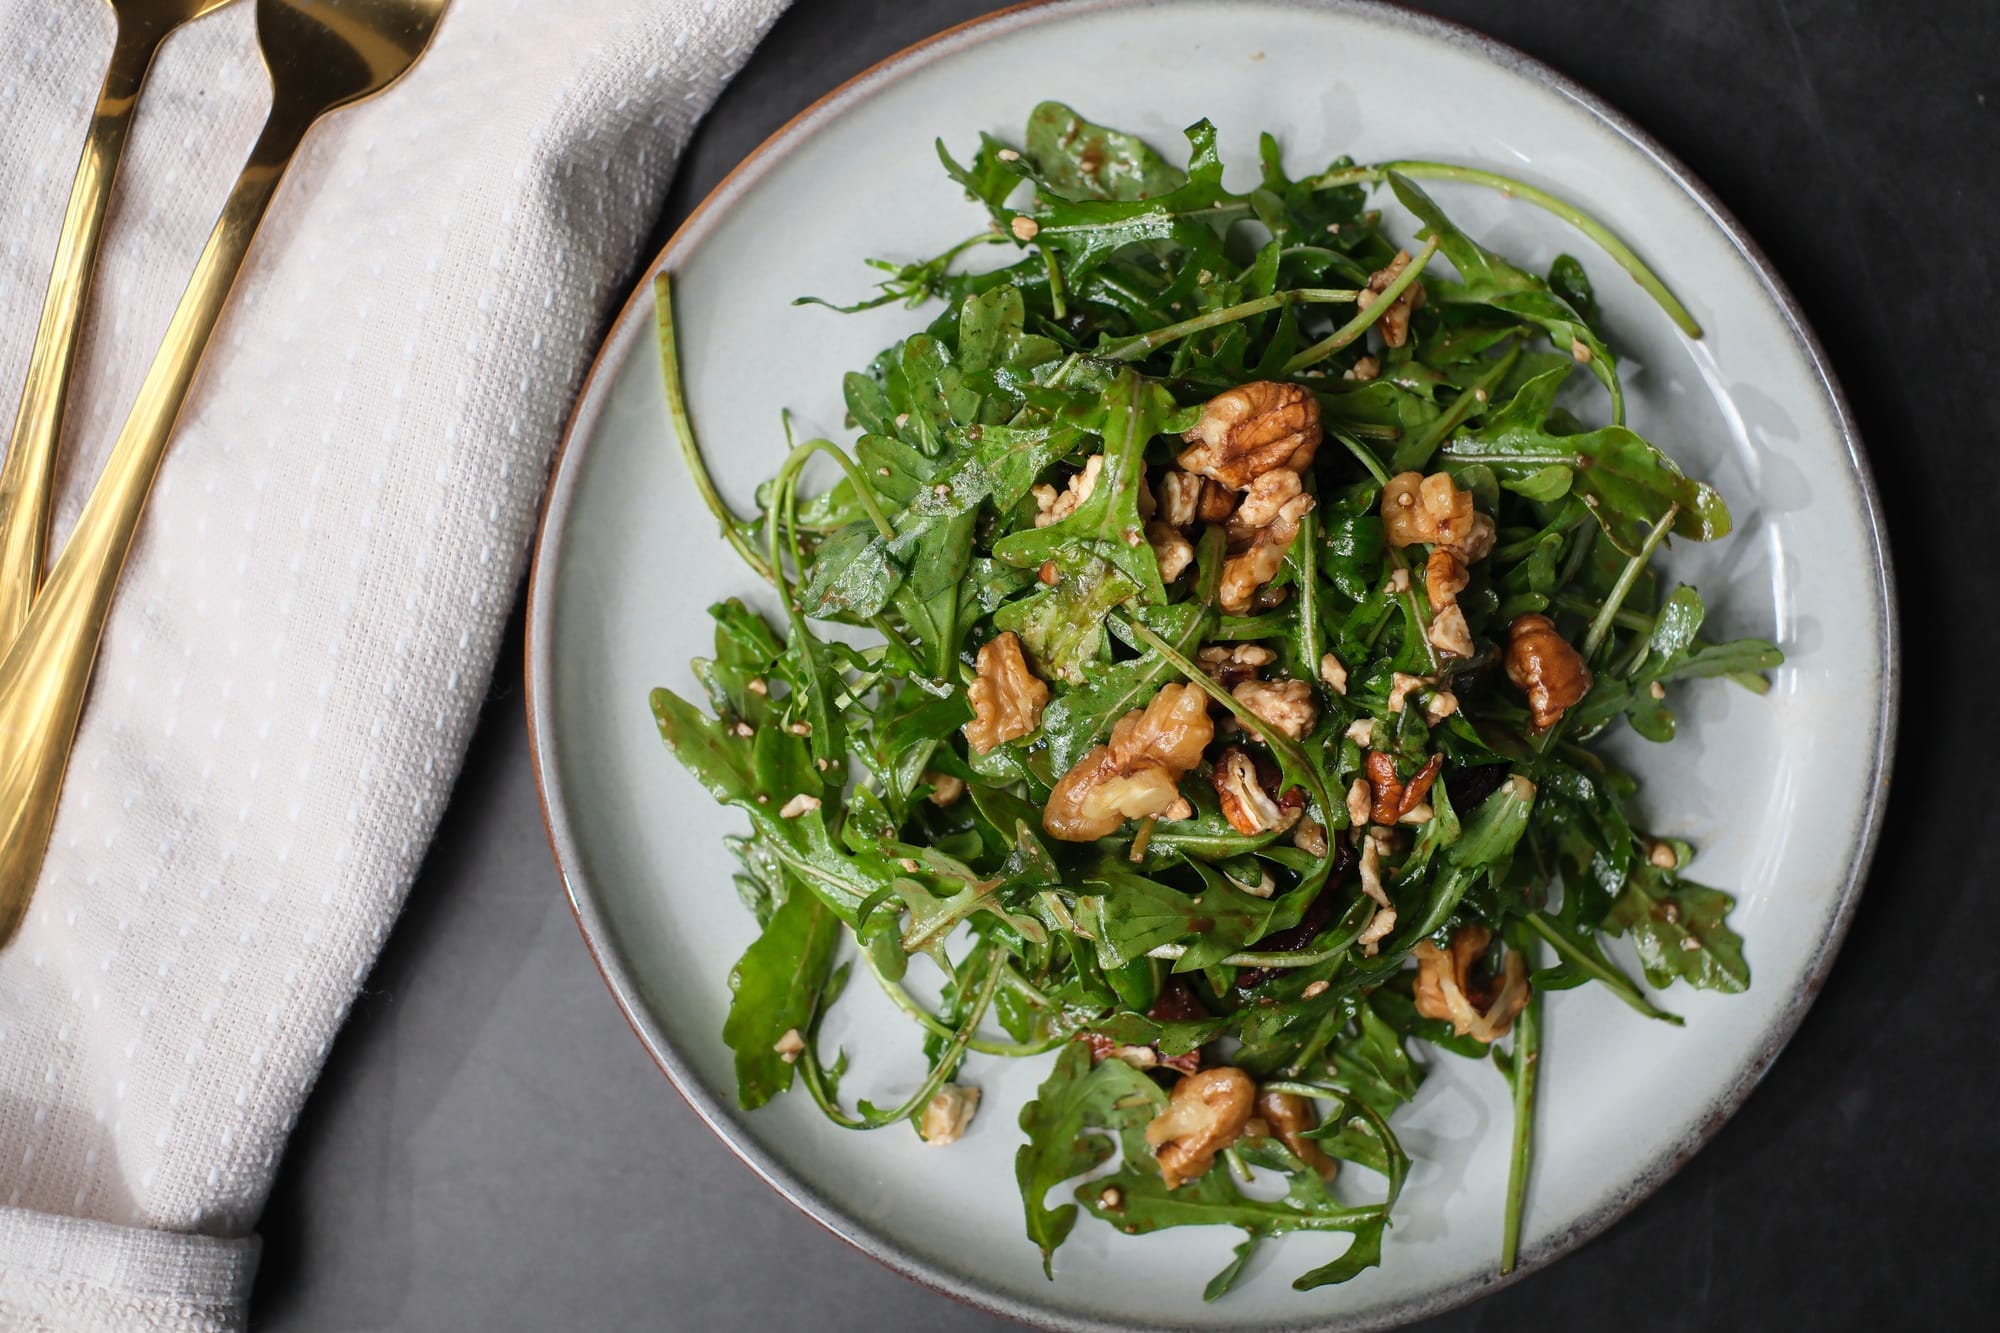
0, 0, 787, 1327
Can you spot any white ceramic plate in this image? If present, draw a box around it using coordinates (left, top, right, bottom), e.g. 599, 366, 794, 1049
525, 3, 1896, 1327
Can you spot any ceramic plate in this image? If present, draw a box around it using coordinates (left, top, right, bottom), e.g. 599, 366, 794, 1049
525, 2, 1895, 1327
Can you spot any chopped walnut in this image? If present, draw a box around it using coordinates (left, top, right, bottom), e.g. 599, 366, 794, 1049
1422, 689, 1459, 724
1219, 489, 1313, 614
1381, 471, 1496, 563
1318, 652, 1348, 695
1345, 777, 1371, 830
1356, 831, 1396, 955
773, 1028, 805, 1063
1196, 478, 1239, 523
1231, 677, 1318, 739
923, 772, 965, 807
1198, 641, 1275, 689
1413, 925, 1530, 1043
1157, 469, 1203, 527
1032, 454, 1103, 528
778, 793, 822, 819
1212, 746, 1301, 836
1147, 522, 1195, 582
965, 632, 1050, 754
1145, 1067, 1256, 1189
1426, 549, 1469, 609
1178, 382, 1321, 489
1355, 250, 1428, 348
1365, 752, 1442, 826
1256, 1090, 1338, 1181
919, 1084, 981, 1146
1387, 671, 1431, 714
1428, 604, 1475, 658
1343, 354, 1381, 382
1292, 817, 1328, 858
1044, 683, 1214, 841
1228, 467, 1305, 537
1505, 614, 1593, 730
1648, 840, 1679, 869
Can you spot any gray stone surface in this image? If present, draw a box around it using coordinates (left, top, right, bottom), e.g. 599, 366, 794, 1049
252, 1, 1995, 1329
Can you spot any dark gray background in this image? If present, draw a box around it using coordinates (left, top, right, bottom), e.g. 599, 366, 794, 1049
251, 1, 1998, 1329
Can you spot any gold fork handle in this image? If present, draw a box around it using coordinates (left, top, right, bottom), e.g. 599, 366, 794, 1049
0, 23, 168, 645
0, 111, 308, 942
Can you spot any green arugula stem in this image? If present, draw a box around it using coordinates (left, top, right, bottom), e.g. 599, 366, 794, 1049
1102, 288, 1359, 362
1501, 947, 1541, 1276
1283, 236, 1442, 374
656, 273, 779, 585
1524, 913, 1682, 1025
1331, 429, 1393, 488
857, 944, 1066, 1057
1307, 162, 1703, 338
1583, 504, 1677, 660
1146, 942, 1347, 970
798, 943, 1007, 1129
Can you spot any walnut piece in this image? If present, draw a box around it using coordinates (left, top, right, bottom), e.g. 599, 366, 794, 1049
1505, 614, 1593, 730
1413, 924, 1530, 1043
1219, 489, 1313, 614
1365, 752, 1442, 826
1211, 746, 1302, 836
1231, 677, 1317, 740
1044, 683, 1214, 841
923, 771, 965, 807
1428, 604, 1474, 659
1157, 469, 1203, 527
1425, 549, 1469, 608
1145, 1067, 1256, 1189
1381, 471, 1496, 563
1318, 651, 1348, 695
964, 632, 1051, 754
1146, 522, 1195, 582
919, 1084, 981, 1146
1256, 1090, 1338, 1181
1228, 467, 1304, 537
1178, 381, 1321, 489
1355, 250, 1428, 348
1031, 454, 1102, 528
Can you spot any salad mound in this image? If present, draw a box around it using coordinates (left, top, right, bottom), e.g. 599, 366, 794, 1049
649, 102, 1776, 1297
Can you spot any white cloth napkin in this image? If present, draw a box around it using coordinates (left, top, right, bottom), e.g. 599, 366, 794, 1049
0, 1, 787, 1327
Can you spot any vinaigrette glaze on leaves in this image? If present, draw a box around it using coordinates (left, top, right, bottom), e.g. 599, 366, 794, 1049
651, 101, 1776, 1297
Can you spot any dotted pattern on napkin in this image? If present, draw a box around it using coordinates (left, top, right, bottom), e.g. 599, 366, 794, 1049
0, 1, 787, 1327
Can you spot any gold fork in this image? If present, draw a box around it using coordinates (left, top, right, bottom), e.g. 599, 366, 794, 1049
0, 0, 241, 645
0, 0, 453, 943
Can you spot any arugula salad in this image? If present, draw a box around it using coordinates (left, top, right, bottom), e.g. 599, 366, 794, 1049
648, 102, 1777, 1297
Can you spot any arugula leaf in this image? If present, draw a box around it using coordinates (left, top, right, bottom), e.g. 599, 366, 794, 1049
1388, 173, 1623, 421
1605, 863, 1750, 992
721, 878, 840, 1109
1025, 101, 1187, 201
1015, 1042, 1165, 1276
1444, 366, 1731, 553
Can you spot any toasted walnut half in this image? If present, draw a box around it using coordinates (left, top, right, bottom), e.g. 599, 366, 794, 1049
1505, 614, 1593, 730
1145, 1067, 1256, 1189
1381, 471, 1496, 563
1413, 924, 1530, 1043
1178, 381, 1321, 489
1231, 677, 1317, 740
1356, 249, 1428, 348
919, 1084, 981, 1146
964, 632, 1051, 754
1256, 1090, 1338, 1181
1044, 682, 1213, 841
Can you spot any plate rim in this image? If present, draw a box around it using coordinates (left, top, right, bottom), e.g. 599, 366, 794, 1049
522, 2, 1900, 1328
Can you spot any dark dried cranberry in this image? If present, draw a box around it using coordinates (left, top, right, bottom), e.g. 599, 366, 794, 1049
1235, 838, 1357, 989
1447, 762, 1508, 813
